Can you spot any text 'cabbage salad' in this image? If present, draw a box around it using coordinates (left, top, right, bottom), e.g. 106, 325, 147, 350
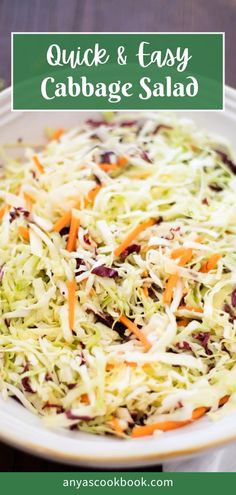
0, 113, 236, 438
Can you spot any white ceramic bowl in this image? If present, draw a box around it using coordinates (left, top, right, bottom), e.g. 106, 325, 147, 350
0, 86, 236, 468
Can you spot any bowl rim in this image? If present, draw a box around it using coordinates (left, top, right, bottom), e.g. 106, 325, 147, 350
1, 420, 236, 467
0, 84, 236, 467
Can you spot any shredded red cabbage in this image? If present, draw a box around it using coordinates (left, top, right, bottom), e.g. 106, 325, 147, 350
120, 120, 138, 127
9, 207, 30, 223
154, 124, 172, 134
91, 265, 118, 278
140, 150, 152, 163
215, 150, 236, 175
42, 403, 64, 413
194, 332, 211, 353
231, 289, 236, 308
66, 410, 93, 421
22, 376, 35, 393
100, 151, 115, 163
224, 303, 236, 324
86, 119, 111, 128
177, 341, 192, 351
121, 244, 141, 258
59, 226, 70, 236
209, 183, 223, 192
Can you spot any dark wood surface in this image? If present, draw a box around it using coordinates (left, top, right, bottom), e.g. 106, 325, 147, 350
0, 0, 235, 472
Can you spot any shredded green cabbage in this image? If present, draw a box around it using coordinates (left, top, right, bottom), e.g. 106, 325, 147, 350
0, 112, 236, 437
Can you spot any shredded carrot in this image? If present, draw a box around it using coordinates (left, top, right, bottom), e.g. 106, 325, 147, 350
119, 315, 151, 352
32, 155, 44, 174
0, 205, 7, 220
53, 201, 81, 233
18, 225, 30, 242
80, 393, 90, 404
131, 406, 208, 438
163, 274, 178, 304
177, 319, 189, 327
109, 417, 124, 435
23, 191, 35, 203
192, 407, 208, 420
200, 253, 222, 273
99, 163, 118, 172
114, 218, 156, 257
171, 247, 192, 260
53, 211, 72, 233
117, 156, 128, 167
67, 213, 80, 252
195, 235, 205, 244
219, 395, 230, 407
67, 280, 77, 330
142, 363, 152, 370
178, 305, 204, 313
87, 185, 101, 203
106, 363, 115, 371
142, 286, 149, 297
178, 248, 193, 266
132, 420, 189, 437
163, 249, 193, 305
125, 361, 137, 367
23, 192, 35, 212
51, 128, 64, 141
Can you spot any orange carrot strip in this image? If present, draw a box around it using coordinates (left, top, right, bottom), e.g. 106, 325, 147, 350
53, 201, 81, 233
0, 205, 7, 220
178, 305, 204, 313
163, 274, 179, 304
177, 319, 189, 327
117, 156, 128, 167
200, 253, 222, 273
163, 250, 193, 305
87, 185, 101, 203
132, 420, 190, 437
80, 393, 90, 404
195, 236, 205, 244
99, 163, 119, 172
67, 280, 77, 330
109, 417, 124, 435
66, 214, 80, 252
53, 211, 72, 233
192, 407, 208, 420
114, 218, 156, 257
52, 128, 64, 141
119, 315, 151, 352
132, 407, 208, 438
219, 395, 230, 407
33, 155, 44, 174
178, 249, 193, 266
142, 286, 149, 297
171, 247, 192, 260
23, 192, 35, 212
125, 361, 137, 367
23, 191, 35, 203
18, 225, 30, 242
142, 363, 152, 370
106, 363, 115, 371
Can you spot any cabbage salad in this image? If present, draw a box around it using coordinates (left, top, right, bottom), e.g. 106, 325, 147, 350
0, 113, 236, 438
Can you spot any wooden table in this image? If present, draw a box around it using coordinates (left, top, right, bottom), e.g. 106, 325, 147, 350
0, 0, 235, 471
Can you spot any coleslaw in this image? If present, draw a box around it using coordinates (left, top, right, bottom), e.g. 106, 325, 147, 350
0, 112, 236, 438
